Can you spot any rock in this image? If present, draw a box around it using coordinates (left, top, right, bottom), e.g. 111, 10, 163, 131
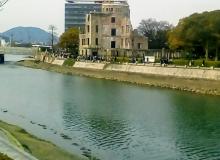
30, 121, 36, 124
3, 110, 8, 113
60, 133, 72, 140
72, 143, 79, 146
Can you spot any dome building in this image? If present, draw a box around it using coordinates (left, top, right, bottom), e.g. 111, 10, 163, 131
79, 0, 148, 58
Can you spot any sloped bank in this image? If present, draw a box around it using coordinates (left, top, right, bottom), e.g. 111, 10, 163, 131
0, 121, 85, 160
74, 62, 220, 80
17, 60, 220, 96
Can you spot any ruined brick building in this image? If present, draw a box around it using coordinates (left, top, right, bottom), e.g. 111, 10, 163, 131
79, 0, 148, 58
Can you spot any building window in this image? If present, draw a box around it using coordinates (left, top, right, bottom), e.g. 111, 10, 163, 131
82, 39, 86, 45
96, 38, 98, 45
96, 25, 99, 33
87, 38, 90, 45
138, 43, 141, 49
111, 28, 116, 36
87, 15, 90, 22
110, 8, 113, 12
87, 25, 90, 33
111, 41, 116, 48
126, 25, 130, 33
111, 17, 116, 23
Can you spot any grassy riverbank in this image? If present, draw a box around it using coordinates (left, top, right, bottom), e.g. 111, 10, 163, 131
0, 153, 12, 160
16, 60, 220, 96
0, 121, 84, 160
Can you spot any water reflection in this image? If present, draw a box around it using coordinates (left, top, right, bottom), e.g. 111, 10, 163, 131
171, 94, 220, 159
1, 56, 220, 160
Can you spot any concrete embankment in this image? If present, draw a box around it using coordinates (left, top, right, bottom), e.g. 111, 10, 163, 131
35, 53, 65, 66
34, 53, 220, 81
17, 60, 220, 96
74, 62, 220, 81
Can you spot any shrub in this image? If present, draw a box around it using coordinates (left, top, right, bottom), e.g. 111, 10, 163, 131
172, 59, 220, 68
63, 58, 75, 66
115, 57, 130, 63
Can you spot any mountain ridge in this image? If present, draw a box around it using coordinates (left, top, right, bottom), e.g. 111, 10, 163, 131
0, 26, 58, 45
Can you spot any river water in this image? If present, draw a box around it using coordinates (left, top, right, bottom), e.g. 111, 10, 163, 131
1, 55, 220, 160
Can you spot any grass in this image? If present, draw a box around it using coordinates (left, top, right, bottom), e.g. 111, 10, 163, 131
172, 59, 220, 68
0, 121, 85, 160
0, 153, 13, 160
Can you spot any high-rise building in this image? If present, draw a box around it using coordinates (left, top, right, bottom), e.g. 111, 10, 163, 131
65, 0, 102, 31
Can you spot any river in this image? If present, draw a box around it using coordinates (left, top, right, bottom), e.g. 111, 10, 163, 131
1, 55, 220, 160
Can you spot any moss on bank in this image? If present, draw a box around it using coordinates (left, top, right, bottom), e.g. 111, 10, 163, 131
17, 60, 220, 96
0, 121, 85, 160
0, 153, 12, 160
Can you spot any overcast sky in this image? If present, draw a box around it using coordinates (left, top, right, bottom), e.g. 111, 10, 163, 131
0, 0, 220, 35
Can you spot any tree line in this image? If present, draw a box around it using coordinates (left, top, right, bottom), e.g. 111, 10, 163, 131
168, 10, 220, 60
138, 10, 220, 60
59, 10, 220, 61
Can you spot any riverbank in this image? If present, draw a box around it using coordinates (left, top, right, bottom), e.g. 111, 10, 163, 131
0, 120, 85, 160
0, 153, 12, 160
17, 60, 220, 96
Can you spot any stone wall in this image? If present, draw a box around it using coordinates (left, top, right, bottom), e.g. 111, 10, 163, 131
73, 62, 220, 80
35, 53, 65, 66
74, 61, 106, 70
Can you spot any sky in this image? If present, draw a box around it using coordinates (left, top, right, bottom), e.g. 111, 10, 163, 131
0, 0, 220, 35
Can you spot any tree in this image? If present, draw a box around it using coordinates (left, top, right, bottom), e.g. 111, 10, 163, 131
59, 27, 79, 57
168, 10, 220, 60
138, 18, 173, 49
48, 25, 57, 53
0, 0, 9, 8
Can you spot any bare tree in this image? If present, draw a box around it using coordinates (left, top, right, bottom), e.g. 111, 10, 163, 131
138, 18, 173, 49
0, 0, 9, 8
48, 25, 57, 53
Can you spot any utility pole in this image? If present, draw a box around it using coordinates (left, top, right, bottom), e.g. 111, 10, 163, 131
48, 25, 57, 53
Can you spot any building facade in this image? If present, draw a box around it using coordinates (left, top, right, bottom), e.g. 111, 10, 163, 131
0, 37, 7, 47
65, 0, 102, 31
79, 0, 148, 58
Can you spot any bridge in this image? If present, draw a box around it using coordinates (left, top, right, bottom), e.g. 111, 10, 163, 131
0, 54, 4, 63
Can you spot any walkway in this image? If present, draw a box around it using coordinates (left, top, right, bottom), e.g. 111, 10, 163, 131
0, 130, 38, 160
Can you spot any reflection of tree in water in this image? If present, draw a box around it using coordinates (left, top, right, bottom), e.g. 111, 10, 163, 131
170, 94, 220, 159
62, 102, 132, 150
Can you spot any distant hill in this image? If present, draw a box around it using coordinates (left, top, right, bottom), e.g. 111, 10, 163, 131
1, 27, 58, 45
0, 35, 10, 42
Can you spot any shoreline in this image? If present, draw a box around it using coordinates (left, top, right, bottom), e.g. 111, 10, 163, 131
0, 120, 84, 160
17, 60, 220, 96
